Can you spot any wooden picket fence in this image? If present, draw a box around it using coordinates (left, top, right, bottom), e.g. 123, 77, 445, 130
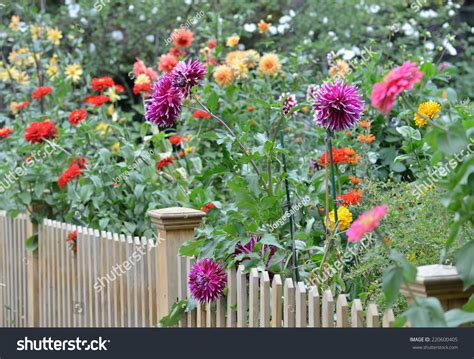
177, 256, 395, 328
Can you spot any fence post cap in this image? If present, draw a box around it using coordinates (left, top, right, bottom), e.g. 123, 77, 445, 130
416, 264, 460, 284
148, 207, 206, 230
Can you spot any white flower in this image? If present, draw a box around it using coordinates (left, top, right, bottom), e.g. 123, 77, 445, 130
128, 5, 134, 11
269, 26, 277, 35
308, 30, 314, 36
152, 7, 158, 14
443, 23, 449, 29
419, 10, 437, 18
387, 42, 393, 48
337, 48, 355, 60
279, 15, 292, 24
244, 23, 256, 32
322, 17, 328, 24
443, 39, 457, 56
68, 4, 81, 18
369, 4, 380, 13
366, 26, 373, 33
89, 43, 96, 53
424, 41, 435, 50
146, 35, 155, 42
111, 30, 124, 41
402, 23, 419, 38
277, 23, 290, 34
289, 10, 296, 17
448, 9, 455, 16
139, 15, 145, 21
184, 0, 192, 4
80, 17, 88, 25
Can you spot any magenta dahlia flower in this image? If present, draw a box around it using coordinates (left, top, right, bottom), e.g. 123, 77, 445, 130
346, 205, 388, 243
371, 61, 423, 114
234, 234, 277, 268
313, 80, 364, 131
145, 74, 182, 127
188, 258, 227, 303
171, 59, 206, 98
279, 93, 298, 116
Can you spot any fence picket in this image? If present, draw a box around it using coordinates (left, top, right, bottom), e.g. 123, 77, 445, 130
351, 299, 364, 327
296, 282, 307, 328
283, 278, 295, 328
259, 271, 270, 327
226, 268, 237, 328
186, 258, 196, 328
308, 286, 320, 327
322, 289, 334, 328
383, 309, 395, 328
236, 265, 247, 328
271, 275, 282, 328
248, 268, 259, 327
367, 303, 379, 327
336, 294, 349, 327
0, 214, 4, 327
216, 298, 225, 327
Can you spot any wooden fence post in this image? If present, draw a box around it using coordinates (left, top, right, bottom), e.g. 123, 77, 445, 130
401, 264, 474, 310
148, 207, 206, 321
26, 214, 39, 327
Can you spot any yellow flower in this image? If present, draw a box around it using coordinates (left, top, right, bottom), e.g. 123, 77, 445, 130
414, 100, 441, 128
9, 16, 20, 31
329, 60, 350, 78
258, 20, 271, 33
185, 146, 193, 154
324, 206, 353, 231
95, 122, 111, 137
8, 48, 34, 67
0, 68, 8, 82
106, 88, 120, 103
244, 49, 260, 68
226, 35, 240, 47
64, 64, 83, 83
111, 143, 121, 153
12, 71, 30, 86
30, 25, 42, 40
47, 28, 63, 45
46, 65, 58, 78
185, 134, 192, 142
213, 65, 234, 86
10, 101, 19, 115
258, 53, 281, 76
49, 55, 58, 65
225, 51, 247, 67
135, 73, 151, 85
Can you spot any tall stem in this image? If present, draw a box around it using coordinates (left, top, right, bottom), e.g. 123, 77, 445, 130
327, 130, 338, 225
280, 131, 299, 282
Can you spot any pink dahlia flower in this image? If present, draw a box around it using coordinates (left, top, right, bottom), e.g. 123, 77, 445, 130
171, 59, 206, 98
145, 74, 182, 127
279, 93, 298, 116
313, 80, 364, 131
133, 58, 158, 82
188, 258, 227, 303
346, 205, 388, 243
371, 61, 423, 114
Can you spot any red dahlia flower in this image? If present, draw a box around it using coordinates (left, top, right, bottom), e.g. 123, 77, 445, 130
68, 109, 88, 125
158, 54, 179, 74
193, 110, 211, 119
208, 39, 217, 49
337, 189, 363, 206
24, 121, 58, 144
133, 83, 152, 94
70, 157, 88, 169
32, 86, 53, 100
188, 258, 227, 303
91, 76, 115, 92
200, 203, 215, 212
57, 164, 84, 189
17, 101, 30, 109
0, 128, 13, 138
319, 147, 360, 166
66, 230, 78, 253
155, 156, 175, 170
168, 136, 182, 145
172, 28, 194, 49
84, 95, 109, 107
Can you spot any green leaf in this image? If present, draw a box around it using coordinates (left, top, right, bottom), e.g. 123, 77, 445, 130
159, 299, 187, 327
445, 309, 474, 327
436, 126, 467, 156
403, 297, 447, 327
463, 295, 474, 313
456, 241, 474, 289
390, 250, 417, 283
260, 233, 284, 249
179, 239, 203, 257
18, 192, 31, 206
207, 92, 219, 112
25, 234, 38, 252
382, 265, 402, 307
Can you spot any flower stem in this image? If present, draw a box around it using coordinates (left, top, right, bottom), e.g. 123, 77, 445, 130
327, 130, 339, 225
279, 131, 299, 282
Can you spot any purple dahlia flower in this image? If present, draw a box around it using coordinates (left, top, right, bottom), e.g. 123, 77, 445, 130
234, 234, 277, 269
313, 80, 364, 131
188, 258, 227, 303
172, 59, 207, 98
306, 84, 319, 103
145, 74, 182, 127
